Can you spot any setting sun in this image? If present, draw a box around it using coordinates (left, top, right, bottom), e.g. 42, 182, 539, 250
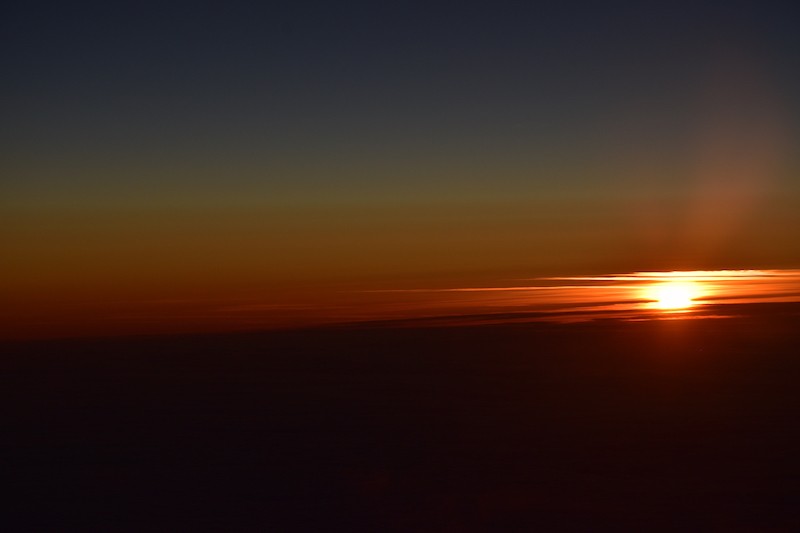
647, 281, 699, 310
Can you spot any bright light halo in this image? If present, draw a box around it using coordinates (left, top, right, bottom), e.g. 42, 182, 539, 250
648, 282, 698, 310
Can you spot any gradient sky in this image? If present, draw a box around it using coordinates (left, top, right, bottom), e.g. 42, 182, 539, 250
4, 1, 800, 338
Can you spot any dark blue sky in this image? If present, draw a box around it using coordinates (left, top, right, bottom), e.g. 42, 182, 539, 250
5, 1, 798, 197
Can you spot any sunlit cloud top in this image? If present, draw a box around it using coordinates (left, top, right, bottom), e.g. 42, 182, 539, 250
547, 270, 800, 281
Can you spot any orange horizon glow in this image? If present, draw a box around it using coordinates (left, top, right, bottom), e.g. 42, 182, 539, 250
4, 268, 800, 340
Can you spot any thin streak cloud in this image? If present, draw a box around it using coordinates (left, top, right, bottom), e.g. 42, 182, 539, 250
345, 270, 800, 327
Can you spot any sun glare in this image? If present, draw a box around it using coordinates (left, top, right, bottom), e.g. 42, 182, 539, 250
647, 282, 699, 310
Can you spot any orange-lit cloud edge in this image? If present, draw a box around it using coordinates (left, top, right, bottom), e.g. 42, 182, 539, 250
345, 269, 800, 328
201, 269, 800, 332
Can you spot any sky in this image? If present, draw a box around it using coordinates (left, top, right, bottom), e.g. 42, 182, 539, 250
3, 1, 800, 338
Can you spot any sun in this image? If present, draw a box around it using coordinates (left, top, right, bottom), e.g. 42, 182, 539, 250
646, 281, 699, 310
